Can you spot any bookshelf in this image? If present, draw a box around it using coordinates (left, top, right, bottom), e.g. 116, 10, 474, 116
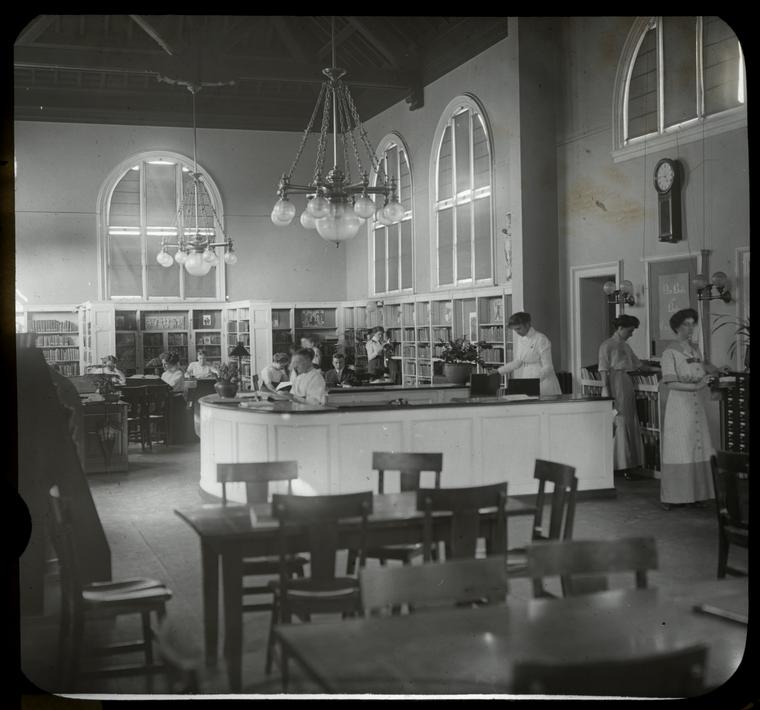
192, 309, 223, 368
224, 305, 251, 389
580, 367, 663, 475
141, 310, 190, 367
271, 304, 341, 370
27, 309, 81, 376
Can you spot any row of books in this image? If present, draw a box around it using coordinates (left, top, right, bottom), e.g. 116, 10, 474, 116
402, 345, 416, 357
432, 327, 452, 340
635, 391, 660, 429
50, 362, 80, 376
32, 319, 78, 333
417, 344, 431, 358
630, 371, 660, 386
480, 326, 504, 341
40, 347, 79, 361
418, 362, 432, 377
417, 328, 430, 341
481, 349, 505, 364
36, 334, 78, 346
580, 367, 602, 381
641, 430, 661, 470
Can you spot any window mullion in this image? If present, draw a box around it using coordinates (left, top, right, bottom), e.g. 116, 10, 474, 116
696, 16, 704, 119
451, 118, 458, 285
657, 17, 665, 134
140, 160, 148, 300
469, 111, 476, 283
177, 163, 185, 300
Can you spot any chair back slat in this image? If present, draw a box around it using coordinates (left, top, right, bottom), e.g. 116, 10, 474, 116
48, 486, 84, 601
532, 459, 577, 542
216, 461, 298, 506
372, 452, 443, 494
272, 491, 373, 583
512, 644, 707, 697
360, 556, 508, 613
417, 482, 507, 561
526, 537, 658, 596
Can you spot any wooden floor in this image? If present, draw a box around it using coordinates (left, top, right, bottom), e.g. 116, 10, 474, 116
20, 441, 747, 697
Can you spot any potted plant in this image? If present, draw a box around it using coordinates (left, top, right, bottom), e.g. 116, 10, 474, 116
437, 338, 492, 384
215, 361, 240, 398
93, 374, 121, 401
712, 315, 750, 372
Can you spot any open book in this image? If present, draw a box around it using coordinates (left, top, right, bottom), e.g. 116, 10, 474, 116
276, 381, 293, 391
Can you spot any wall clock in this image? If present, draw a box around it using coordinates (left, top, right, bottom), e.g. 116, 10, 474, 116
653, 157, 683, 243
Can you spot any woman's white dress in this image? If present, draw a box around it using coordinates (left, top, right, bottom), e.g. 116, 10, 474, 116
660, 342, 715, 504
500, 327, 562, 396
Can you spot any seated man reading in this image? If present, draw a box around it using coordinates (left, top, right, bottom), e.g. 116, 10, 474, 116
288, 348, 327, 406
324, 353, 356, 388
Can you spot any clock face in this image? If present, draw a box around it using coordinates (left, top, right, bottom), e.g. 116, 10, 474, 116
655, 160, 676, 193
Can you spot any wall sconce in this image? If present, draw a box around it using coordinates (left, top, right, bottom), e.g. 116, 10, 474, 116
693, 272, 731, 302
366, 300, 384, 313
602, 280, 635, 306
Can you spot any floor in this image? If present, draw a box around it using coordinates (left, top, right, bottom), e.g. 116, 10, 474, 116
20, 441, 747, 697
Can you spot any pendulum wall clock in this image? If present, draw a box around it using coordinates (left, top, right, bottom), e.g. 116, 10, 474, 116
653, 157, 683, 243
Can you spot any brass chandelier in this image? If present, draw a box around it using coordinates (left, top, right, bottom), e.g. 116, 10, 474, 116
269, 18, 404, 245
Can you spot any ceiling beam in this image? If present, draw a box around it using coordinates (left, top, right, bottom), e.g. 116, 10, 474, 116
14, 45, 413, 90
271, 16, 308, 62
344, 16, 408, 69
128, 15, 177, 56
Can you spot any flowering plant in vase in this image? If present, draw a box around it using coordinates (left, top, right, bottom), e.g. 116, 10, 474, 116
215, 362, 240, 397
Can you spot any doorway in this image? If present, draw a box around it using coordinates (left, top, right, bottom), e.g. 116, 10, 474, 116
579, 276, 617, 368
569, 261, 621, 388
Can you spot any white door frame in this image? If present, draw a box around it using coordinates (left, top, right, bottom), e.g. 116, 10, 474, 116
569, 261, 622, 390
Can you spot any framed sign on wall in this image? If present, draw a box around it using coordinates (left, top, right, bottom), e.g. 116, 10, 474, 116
646, 256, 699, 357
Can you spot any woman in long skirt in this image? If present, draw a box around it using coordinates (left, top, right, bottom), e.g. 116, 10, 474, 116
659, 308, 719, 510
599, 314, 644, 475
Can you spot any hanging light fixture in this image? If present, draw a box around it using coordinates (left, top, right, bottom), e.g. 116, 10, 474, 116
156, 84, 238, 275
270, 17, 404, 246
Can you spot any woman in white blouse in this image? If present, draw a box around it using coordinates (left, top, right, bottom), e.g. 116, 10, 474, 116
497, 312, 562, 396
161, 352, 185, 392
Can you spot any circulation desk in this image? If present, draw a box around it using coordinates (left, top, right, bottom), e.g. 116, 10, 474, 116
198, 387, 615, 501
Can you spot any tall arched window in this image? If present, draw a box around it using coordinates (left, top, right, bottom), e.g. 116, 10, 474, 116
432, 95, 493, 288
372, 134, 413, 295
98, 151, 226, 300
613, 16, 746, 160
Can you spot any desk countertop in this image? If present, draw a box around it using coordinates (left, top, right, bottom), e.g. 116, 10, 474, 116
200, 393, 612, 415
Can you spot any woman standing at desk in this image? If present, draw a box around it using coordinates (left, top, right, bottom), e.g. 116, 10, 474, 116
365, 326, 386, 379
598, 314, 644, 476
497, 312, 561, 396
660, 308, 719, 510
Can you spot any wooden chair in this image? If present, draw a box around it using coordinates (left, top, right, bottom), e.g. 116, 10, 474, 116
416, 482, 508, 561
48, 485, 172, 689
506, 459, 578, 596
217, 462, 308, 612
267, 491, 373, 688
524, 537, 658, 597
346, 452, 443, 574
710, 451, 749, 578
360, 556, 508, 616
143, 384, 171, 449
512, 644, 708, 697
120, 386, 147, 451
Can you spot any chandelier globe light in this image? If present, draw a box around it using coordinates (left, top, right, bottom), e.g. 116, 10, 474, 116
155, 83, 238, 275
270, 17, 404, 246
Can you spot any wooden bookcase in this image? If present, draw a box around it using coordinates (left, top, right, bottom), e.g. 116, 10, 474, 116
25, 307, 81, 376
718, 372, 750, 453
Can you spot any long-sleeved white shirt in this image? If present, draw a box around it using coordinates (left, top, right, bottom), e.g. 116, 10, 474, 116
498, 327, 561, 396
291, 367, 327, 405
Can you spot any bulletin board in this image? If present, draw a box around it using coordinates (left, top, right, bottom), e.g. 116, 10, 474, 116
647, 256, 698, 357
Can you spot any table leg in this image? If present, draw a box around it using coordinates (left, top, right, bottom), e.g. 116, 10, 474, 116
222, 550, 244, 692
201, 542, 219, 667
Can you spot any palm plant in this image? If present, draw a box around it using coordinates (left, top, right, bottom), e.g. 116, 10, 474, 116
712, 315, 750, 364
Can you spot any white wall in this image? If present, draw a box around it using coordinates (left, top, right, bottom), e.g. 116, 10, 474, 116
14, 121, 348, 306
556, 17, 750, 370
343, 32, 521, 300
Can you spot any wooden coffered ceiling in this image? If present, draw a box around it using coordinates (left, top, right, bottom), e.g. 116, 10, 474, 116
13, 15, 509, 132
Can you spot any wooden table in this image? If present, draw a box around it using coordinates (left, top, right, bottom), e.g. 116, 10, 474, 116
274, 578, 748, 695
175, 491, 536, 692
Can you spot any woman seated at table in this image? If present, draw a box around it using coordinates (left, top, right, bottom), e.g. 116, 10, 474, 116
161, 352, 185, 392
185, 349, 218, 380
260, 352, 291, 393
102, 355, 127, 386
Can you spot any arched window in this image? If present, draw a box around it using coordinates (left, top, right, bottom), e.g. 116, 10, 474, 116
98, 151, 226, 300
613, 16, 746, 160
372, 134, 413, 295
432, 95, 493, 288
